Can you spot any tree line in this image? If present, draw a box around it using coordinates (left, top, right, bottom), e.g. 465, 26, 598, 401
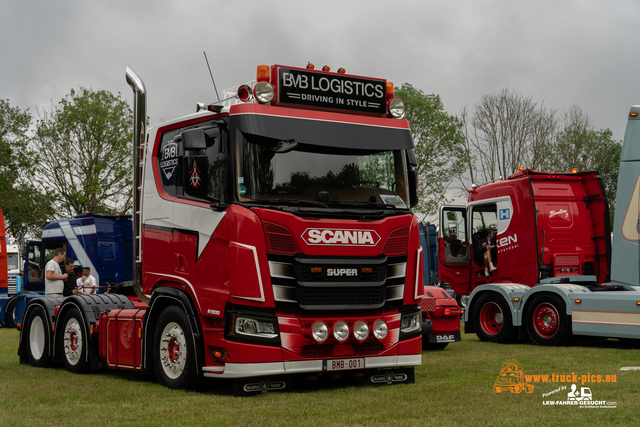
0, 89, 133, 244
0, 84, 622, 245
397, 85, 621, 224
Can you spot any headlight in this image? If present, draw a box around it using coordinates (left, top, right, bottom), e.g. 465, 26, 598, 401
312, 321, 329, 343
333, 321, 349, 342
254, 82, 275, 103
373, 320, 388, 340
388, 97, 405, 118
400, 311, 421, 334
234, 316, 277, 339
353, 321, 369, 341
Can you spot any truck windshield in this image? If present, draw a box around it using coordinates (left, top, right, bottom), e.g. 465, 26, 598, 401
234, 130, 410, 209
7, 253, 19, 270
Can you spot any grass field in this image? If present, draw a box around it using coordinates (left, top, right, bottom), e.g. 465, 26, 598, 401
1, 326, 639, 427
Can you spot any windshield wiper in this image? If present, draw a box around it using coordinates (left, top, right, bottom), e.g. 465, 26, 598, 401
330, 200, 399, 209
251, 198, 329, 208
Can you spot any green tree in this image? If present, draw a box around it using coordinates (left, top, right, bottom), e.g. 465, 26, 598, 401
395, 84, 468, 215
0, 99, 54, 243
547, 106, 621, 225
34, 88, 133, 217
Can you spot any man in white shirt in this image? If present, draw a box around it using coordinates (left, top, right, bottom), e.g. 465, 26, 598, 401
45, 248, 68, 296
77, 267, 97, 295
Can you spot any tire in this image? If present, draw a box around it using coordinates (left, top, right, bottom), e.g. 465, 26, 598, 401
59, 307, 90, 373
4, 299, 16, 328
24, 306, 51, 367
472, 293, 517, 343
526, 294, 572, 346
153, 306, 199, 389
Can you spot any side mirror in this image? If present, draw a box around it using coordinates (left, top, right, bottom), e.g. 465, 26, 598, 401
181, 128, 207, 150
406, 149, 417, 168
408, 169, 419, 208
272, 139, 298, 153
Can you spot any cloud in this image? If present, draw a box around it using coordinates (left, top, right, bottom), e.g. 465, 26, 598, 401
1, 0, 639, 142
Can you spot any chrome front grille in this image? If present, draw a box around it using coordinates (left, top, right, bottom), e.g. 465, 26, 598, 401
7, 277, 17, 294
269, 255, 407, 310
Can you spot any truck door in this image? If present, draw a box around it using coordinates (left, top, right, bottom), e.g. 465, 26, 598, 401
438, 206, 470, 295
468, 197, 523, 285
24, 241, 44, 292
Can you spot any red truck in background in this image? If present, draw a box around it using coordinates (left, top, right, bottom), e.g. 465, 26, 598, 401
18, 63, 424, 395
439, 169, 609, 297
437, 169, 628, 345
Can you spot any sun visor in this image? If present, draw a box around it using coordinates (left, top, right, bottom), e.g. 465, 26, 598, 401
230, 113, 415, 151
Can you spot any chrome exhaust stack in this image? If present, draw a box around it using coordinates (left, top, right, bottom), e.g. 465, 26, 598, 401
125, 66, 150, 301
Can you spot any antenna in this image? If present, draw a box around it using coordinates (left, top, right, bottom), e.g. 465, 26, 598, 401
203, 51, 220, 102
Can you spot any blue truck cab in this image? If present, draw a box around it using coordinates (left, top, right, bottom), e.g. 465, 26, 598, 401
419, 222, 439, 287
12, 213, 134, 327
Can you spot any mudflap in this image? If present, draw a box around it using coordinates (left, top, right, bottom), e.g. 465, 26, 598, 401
363, 367, 415, 386
428, 331, 461, 343
233, 376, 291, 397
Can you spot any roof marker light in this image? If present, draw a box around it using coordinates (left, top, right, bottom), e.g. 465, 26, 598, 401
572, 168, 578, 173
306, 62, 315, 70
518, 166, 525, 171
386, 82, 394, 99
256, 65, 270, 82
337, 68, 346, 74
322, 65, 330, 72
631, 112, 638, 117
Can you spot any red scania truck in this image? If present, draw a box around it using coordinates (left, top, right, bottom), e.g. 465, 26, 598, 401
18, 64, 424, 394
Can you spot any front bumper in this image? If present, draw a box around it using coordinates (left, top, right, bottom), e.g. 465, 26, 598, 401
202, 353, 422, 379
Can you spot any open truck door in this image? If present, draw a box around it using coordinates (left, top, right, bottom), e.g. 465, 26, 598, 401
23, 241, 44, 292
438, 206, 470, 295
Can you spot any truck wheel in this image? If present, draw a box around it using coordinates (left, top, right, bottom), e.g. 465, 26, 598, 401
526, 294, 571, 346
24, 306, 51, 367
472, 293, 517, 343
153, 306, 199, 389
4, 298, 16, 328
59, 307, 90, 373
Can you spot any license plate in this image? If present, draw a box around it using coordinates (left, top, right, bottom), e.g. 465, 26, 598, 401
323, 358, 365, 371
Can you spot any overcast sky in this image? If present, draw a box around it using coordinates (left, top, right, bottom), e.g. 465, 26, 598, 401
2, 0, 639, 144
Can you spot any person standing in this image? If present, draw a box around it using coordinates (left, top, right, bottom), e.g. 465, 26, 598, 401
76, 267, 97, 295
62, 258, 84, 296
45, 248, 68, 296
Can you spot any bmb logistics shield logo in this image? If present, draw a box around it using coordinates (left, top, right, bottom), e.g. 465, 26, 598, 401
301, 228, 381, 246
